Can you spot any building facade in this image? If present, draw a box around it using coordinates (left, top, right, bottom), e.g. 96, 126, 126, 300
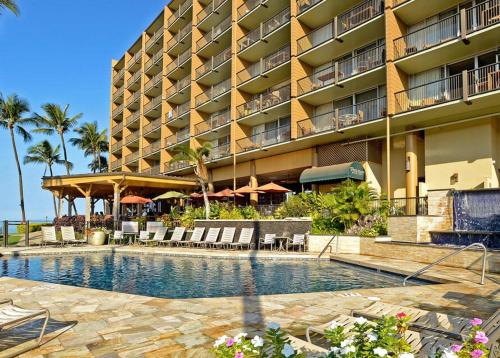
109, 0, 500, 202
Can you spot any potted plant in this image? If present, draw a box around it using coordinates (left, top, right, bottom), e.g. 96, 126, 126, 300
88, 227, 111, 246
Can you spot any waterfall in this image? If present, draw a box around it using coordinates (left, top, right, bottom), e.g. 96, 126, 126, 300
453, 190, 500, 232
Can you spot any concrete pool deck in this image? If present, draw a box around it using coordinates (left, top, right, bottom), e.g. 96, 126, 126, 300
0, 246, 498, 357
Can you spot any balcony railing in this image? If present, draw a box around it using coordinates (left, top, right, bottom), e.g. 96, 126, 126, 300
166, 101, 191, 122
165, 160, 190, 172
236, 123, 291, 152
198, 0, 229, 24
144, 73, 163, 93
113, 69, 125, 85
145, 50, 163, 72
127, 51, 142, 69
195, 47, 231, 79
196, 16, 231, 52
143, 118, 162, 135
392, 0, 409, 7
142, 165, 161, 175
167, 22, 192, 49
112, 104, 124, 118
111, 159, 122, 170
168, 0, 192, 28
297, 0, 323, 14
394, 0, 500, 59
388, 197, 429, 216
111, 140, 122, 152
124, 151, 139, 164
297, 0, 383, 54
194, 108, 231, 135
195, 78, 231, 107
126, 91, 141, 106
208, 143, 231, 161
165, 131, 190, 148
166, 48, 191, 75
237, 45, 290, 84
145, 28, 164, 51
238, 8, 290, 52
144, 95, 163, 114
237, 84, 291, 119
112, 86, 124, 101
127, 71, 141, 89
124, 131, 140, 146
298, 44, 385, 95
143, 140, 162, 156
297, 96, 387, 137
125, 112, 140, 127
165, 75, 191, 99
111, 123, 123, 136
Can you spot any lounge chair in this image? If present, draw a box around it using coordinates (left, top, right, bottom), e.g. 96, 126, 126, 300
139, 227, 168, 245
164, 227, 186, 246
198, 227, 220, 248
146, 221, 163, 233
40, 227, 63, 247
138, 231, 150, 243
259, 233, 276, 250
230, 228, 255, 250
122, 221, 139, 242
110, 230, 126, 244
212, 227, 236, 249
0, 298, 50, 353
60, 226, 86, 246
178, 227, 205, 247
288, 234, 305, 252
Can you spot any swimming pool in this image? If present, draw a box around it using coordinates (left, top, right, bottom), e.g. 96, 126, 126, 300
0, 254, 428, 299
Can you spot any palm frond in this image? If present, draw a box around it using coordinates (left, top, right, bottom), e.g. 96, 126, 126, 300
0, 0, 19, 16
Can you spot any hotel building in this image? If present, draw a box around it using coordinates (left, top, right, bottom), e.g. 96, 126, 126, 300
108, 0, 500, 203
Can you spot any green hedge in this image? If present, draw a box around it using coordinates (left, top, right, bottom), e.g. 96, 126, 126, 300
16, 223, 51, 234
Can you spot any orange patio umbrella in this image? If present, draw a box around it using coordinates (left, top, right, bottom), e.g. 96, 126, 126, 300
255, 182, 291, 193
215, 188, 244, 198
234, 185, 263, 195
120, 195, 153, 204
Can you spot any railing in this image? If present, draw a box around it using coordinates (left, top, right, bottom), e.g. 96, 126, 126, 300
145, 28, 164, 51
142, 164, 161, 175
127, 51, 142, 69
125, 91, 141, 106
124, 131, 140, 145
466, 0, 500, 33
144, 72, 163, 93
165, 75, 191, 99
165, 131, 190, 148
195, 78, 231, 107
237, 45, 290, 84
145, 50, 163, 71
166, 101, 191, 122
166, 48, 191, 75
208, 143, 231, 161
143, 140, 162, 156
297, 0, 383, 54
392, 0, 409, 7
111, 140, 122, 152
198, 0, 229, 24
298, 44, 385, 95
113, 68, 125, 84
111, 123, 123, 136
112, 86, 124, 101
111, 159, 122, 170
390, 197, 428, 216
467, 62, 500, 97
236, 123, 291, 152
124, 151, 139, 164
127, 71, 141, 88
297, 0, 323, 14
165, 160, 190, 172
125, 111, 140, 127
238, 8, 290, 52
196, 16, 231, 52
237, 84, 291, 119
403, 243, 487, 286
144, 95, 162, 113
238, 0, 262, 19
168, 0, 192, 28
194, 108, 231, 135
297, 96, 387, 137
195, 47, 232, 79
143, 118, 162, 135
112, 104, 124, 118
167, 22, 192, 49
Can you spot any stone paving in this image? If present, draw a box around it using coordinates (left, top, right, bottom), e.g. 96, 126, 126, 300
0, 246, 498, 357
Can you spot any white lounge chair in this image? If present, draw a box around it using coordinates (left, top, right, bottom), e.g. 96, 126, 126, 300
164, 227, 186, 246
146, 221, 163, 233
199, 228, 220, 248
110, 230, 126, 244
259, 233, 276, 250
40, 227, 62, 247
288, 234, 305, 252
212, 227, 236, 249
139, 227, 168, 245
138, 231, 150, 243
230, 228, 255, 250
60, 226, 86, 246
178, 227, 205, 247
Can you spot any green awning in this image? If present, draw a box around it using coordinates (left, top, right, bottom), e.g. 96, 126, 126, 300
299, 162, 365, 184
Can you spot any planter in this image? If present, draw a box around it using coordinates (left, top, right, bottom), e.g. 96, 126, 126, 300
89, 231, 106, 246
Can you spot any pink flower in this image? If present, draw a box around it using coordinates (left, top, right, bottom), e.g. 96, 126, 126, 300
470, 318, 483, 327
227, 338, 235, 347
235, 353, 244, 358
451, 345, 463, 353
396, 312, 407, 319
470, 349, 484, 358
474, 331, 488, 344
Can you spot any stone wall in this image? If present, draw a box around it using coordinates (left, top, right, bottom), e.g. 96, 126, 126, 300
308, 235, 362, 254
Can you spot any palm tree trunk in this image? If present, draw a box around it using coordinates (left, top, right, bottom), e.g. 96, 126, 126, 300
199, 179, 210, 220
97, 149, 101, 172
59, 131, 78, 215
9, 127, 26, 223
48, 165, 58, 218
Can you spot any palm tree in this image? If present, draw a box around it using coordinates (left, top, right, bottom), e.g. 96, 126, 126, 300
70, 121, 108, 173
0, 0, 19, 15
23, 140, 70, 217
170, 143, 212, 219
33, 103, 82, 215
0, 93, 35, 222
88, 155, 108, 173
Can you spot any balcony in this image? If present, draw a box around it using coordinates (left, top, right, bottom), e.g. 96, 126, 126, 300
165, 160, 191, 173
125, 111, 140, 128
394, 1, 500, 74
297, 44, 386, 105
207, 143, 231, 161
142, 164, 161, 175
124, 131, 140, 147
111, 122, 123, 137
145, 28, 164, 54
166, 101, 191, 128
296, 0, 359, 28
143, 140, 162, 157
194, 108, 231, 139
144, 72, 163, 96
196, 16, 231, 57
112, 104, 124, 119
236, 123, 291, 153
165, 75, 191, 104
167, 0, 192, 32
166, 48, 191, 80
197, 0, 231, 32
127, 51, 142, 72
112, 86, 124, 104
195, 47, 231, 86
297, 96, 387, 138
145, 50, 163, 75
236, 84, 291, 125
237, 8, 290, 62
113, 69, 125, 86
111, 139, 123, 153
237, 45, 290, 93
124, 151, 140, 165
143, 118, 162, 137
194, 78, 231, 112
392, 0, 469, 25
125, 91, 141, 110
165, 131, 190, 149
238, 0, 289, 28
111, 159, 122, 171
167, 22, 192, 56
297, 0, 384, 66
144, 95, 163, 118
127, 71, 141, 91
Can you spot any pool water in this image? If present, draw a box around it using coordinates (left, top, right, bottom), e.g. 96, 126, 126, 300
0, 254, 428, 299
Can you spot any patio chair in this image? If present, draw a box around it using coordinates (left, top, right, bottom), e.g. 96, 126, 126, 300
146, 221, 163, 233
288, 234, 305, 252
259, 233, 276, 250
139, 227, 168, 245
60, 226, 86, 246
164, 227, 186, 246
230, 228, 255, 250
137, 231, 150, 243
40, 226, 63, 247
0, 298, 50, 353
110, 230, 127, 244
212, 227, 236, 249
178, 227, 205, 247
198, 227, 220, 248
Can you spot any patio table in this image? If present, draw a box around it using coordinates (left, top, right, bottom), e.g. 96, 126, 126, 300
274, 236, 290, 252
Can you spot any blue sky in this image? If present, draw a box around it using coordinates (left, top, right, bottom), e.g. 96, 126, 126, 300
0, 0, 167, 220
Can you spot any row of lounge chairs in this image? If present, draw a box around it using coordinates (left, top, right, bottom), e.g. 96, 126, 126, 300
40, 226, 86, 246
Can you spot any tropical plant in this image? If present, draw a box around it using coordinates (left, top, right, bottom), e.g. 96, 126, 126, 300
170, 142, 212, 219
0, 93, 36, 222
0, 0, 19, 15
70, 121, 108, 173
88, 155, 108, 173
23, 140, 70, 217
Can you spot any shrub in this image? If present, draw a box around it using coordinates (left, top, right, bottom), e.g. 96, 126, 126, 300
180, 206, 206, 229
347, 214, 388, 237
53, 215, 86, 233
16, 222, 51, 234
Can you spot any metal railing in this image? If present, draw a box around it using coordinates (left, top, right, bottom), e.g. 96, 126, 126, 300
168, 0, 192, 28
237, 45, 290, 84
466, 0, 500, 33
166, 101, 191, 122
1, 221, 31, 248
317, 235, 337, 259
111, 123, 123, 136
167, 22, 192, 49
144, 95, 162, 114
143, 118, 162, 135
195, 47, 232, 79
142, 164, 161, 175
298, 44, 385, 95
236, 123, 291, 152
198, 0, 229, 24
194, 108, 231, 135
124, 151, 139, 164
142, 140, 162, 156
113, 68, 125, 85
125, 111, 140, 127
166, 48, 191, 75
238, 0, 263, 19
392, 0, 409, 7
208, 143, 231, 161
124, 131, 140, 145
127, 71, 141, 89
111, 159, 122, 170
297, 0, 324, 14
238, 8, 290, 52
195, 78, 231, 107
111, 140, 122, 152
165, 74, 191, 99
196, 16, 231, 52
145, 28, 164, 51
125, 91, 141, 107
237, 84, 291, 119
467, 62, 500, 97
165, 130, 190, 148
165, 160, 190, 172
389, 197, 428, 216
144, 73, 163, 93
403, 243, 487, 286
297, 0, 383, 54
112, 86, 124, 102
145, 50, 163, 72
127, 51, 142, 69
112, 104, 124, 118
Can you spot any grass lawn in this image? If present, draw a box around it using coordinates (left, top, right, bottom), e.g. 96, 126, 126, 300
0, 233, 24, 246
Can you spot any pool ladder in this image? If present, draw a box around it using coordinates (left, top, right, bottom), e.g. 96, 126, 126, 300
317, 235, 338, 259
402, 243, 488, 286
